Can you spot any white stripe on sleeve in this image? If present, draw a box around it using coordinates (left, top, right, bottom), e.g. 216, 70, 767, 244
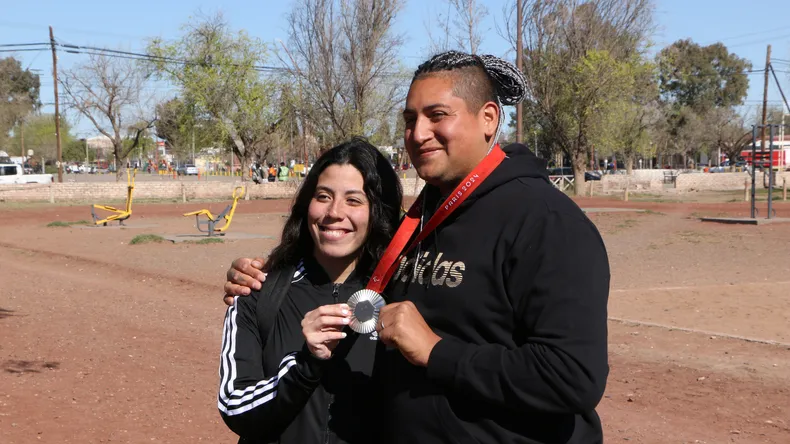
218, 301, 299, 416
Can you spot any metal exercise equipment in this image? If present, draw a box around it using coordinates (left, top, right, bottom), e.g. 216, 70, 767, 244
92, 168, 137, 226
749, 125, 778, 220
183, 186, 245, 236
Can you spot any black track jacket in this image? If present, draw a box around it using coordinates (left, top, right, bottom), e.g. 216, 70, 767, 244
218, 258, 378, 444
375, 143, 611, 444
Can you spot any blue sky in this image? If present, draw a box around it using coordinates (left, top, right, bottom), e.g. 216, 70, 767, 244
1, 0, 788, 135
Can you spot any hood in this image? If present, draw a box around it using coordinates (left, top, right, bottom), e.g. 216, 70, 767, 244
419, 143, 549, 214
462, 142, 548, 205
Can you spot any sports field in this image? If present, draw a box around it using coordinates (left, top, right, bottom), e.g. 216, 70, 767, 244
0, 196, 787, 443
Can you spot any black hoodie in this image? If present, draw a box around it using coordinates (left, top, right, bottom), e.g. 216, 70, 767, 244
375, 143, 610, 444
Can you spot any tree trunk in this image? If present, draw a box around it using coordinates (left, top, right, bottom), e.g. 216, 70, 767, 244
240, 154, 250, 182
571, 151, 587, 196
625, 152, 635, 175
114, 144, 125, 182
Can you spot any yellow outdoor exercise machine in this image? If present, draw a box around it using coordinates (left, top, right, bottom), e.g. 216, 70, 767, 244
91, 168, 137, 226
183, 186, 245, 236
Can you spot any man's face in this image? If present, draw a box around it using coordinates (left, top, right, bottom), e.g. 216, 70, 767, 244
402, 74, 496, 192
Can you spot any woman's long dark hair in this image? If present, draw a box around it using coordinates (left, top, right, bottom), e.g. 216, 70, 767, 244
266, 137, 403, 276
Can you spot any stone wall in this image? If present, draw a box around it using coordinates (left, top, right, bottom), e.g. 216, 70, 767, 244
0, 176, 429, 203
596, 171, 789, 194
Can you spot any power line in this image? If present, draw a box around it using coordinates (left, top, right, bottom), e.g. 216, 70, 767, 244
0, 48, 49, 53
0, 42, 50, 47
769, 64, 790, 113
728, 32, 790, 49
53, 39, 288, 73
707, 26, 790, 44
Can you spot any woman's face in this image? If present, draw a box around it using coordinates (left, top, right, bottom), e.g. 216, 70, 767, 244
307, 164, 370, 265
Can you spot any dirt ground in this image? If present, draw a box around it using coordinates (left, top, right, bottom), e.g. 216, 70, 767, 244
1, 196, 788, 443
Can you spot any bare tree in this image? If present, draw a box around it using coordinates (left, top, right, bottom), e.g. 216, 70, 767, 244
708, 107, 751, 169
502, 0, 654, 195
425, 0, 489, 55
281, 0, 406, 146
60, 54, 155, 180
449, 0, 489, 54
424, 2, 453, 55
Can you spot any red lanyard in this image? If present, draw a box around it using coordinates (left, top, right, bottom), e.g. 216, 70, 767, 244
366, 145, 506, 293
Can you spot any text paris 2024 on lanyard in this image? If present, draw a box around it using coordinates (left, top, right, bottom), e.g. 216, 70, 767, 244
347, 145, 506, 334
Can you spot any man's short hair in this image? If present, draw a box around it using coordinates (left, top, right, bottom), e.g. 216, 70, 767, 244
412, 54, 496, 113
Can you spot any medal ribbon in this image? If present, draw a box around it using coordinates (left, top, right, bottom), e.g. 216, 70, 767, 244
366, 145, 506, 293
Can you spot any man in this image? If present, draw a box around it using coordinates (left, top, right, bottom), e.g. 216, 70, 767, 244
225, 51, 610, 443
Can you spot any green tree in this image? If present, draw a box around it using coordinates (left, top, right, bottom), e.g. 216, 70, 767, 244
589, 60, 659, 173
517, 0, 654, 194
154, 97, 215, 163
155, 97, 191, 158
63, 138, 91, 163
657, 39, 751, 113
0, 57, 41, 148
148, 14, 281, 180
8, 114, 72, 162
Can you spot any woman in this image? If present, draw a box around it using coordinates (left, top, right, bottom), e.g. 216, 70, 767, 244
218, 137, 402, 443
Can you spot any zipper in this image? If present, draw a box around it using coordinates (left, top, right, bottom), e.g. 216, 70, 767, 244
324, 283, 341, 444
332, 283, 340, 303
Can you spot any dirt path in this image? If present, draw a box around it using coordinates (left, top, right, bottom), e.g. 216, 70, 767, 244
1, 198, 788, 443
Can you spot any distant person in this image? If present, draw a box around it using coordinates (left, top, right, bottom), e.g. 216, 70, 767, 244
267, 163, 276, 182
278, 161, 289, 182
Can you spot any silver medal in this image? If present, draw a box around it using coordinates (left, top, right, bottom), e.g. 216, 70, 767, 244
347, 289, 386, 334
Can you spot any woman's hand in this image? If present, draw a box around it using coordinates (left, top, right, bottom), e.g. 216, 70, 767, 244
301, 304, 351, 360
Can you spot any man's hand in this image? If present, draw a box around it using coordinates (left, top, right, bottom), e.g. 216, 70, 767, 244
223, 257, 267, 306
377, 301, 441, 367
302, 304, 351, 360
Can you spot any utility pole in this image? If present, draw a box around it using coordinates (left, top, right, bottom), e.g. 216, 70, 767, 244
761, 45, 771, 154
49, 26, 63, 183
299, 83, 307, 168
516, 0, 523, 144
19, 118, 25, 158
768, 63, 790, 168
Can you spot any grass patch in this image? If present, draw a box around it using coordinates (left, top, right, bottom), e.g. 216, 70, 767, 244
690, 211, 729, 219
627, 193, 683, 203
642, 209, 665, 216
130, 234, 165, 245
676, 230, 712, 244
47, 220, 90, 227
608, 218, 640, 235
185, 237, 225, 244
615, 219, 638, 230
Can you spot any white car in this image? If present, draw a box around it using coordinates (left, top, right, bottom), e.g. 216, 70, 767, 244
0, 163, 54, 184
185, 165, 199, 175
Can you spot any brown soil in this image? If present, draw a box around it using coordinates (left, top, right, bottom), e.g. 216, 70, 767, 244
1, 196, 788, 443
